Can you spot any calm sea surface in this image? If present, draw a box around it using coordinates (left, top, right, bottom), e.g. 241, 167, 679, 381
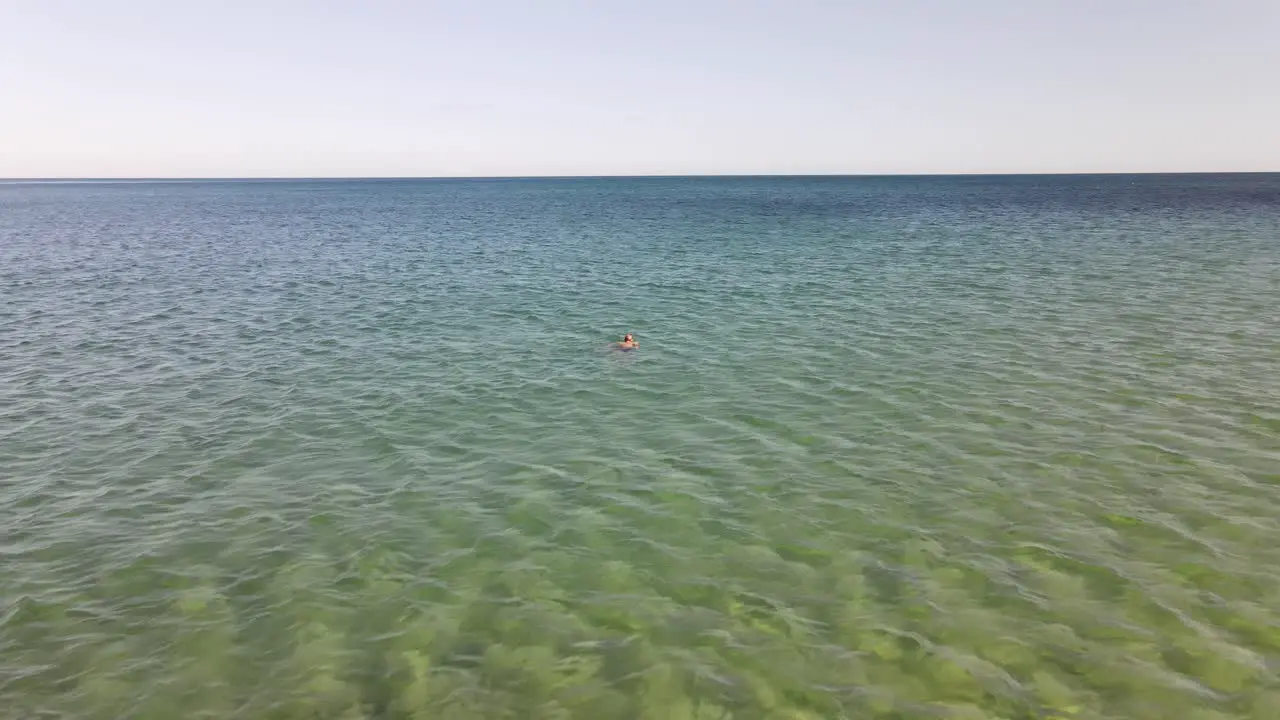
2, 175, 1279, 719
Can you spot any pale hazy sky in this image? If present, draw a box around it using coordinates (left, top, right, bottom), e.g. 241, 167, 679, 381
2, 0, 1277, 177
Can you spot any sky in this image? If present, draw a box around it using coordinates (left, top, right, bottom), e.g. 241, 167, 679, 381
2, 0, 1277, 177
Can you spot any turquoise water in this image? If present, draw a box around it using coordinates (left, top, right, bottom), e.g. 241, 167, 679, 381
2, 175, 1278, 719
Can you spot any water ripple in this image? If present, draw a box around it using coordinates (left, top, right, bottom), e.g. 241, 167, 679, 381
1, 176, 1279, 718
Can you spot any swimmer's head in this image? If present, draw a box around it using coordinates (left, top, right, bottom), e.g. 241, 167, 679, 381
623, 334, 633, 342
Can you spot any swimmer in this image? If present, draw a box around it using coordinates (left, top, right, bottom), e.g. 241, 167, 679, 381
616, 333, 639, 350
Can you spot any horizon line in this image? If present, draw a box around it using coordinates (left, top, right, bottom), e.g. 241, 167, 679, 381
2, 170, 1278, 183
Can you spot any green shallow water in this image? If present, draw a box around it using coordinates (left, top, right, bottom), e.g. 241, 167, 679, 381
2, 175, 1279, 719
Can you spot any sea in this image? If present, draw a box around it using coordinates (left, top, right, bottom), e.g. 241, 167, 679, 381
1, 174, 1278, 719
